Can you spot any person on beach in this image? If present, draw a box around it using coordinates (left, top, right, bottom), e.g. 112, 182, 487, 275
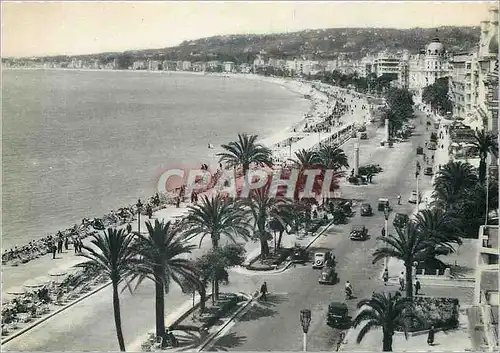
383, 268, 389, 286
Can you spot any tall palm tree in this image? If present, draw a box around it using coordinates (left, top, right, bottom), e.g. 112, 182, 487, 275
414, 209, 463, 251
471, 130, 498, 184
76, 228, 136, 351
317, 145, 349, 170
352, 292, 419, 352
245, 186, 289, 258
132, 220, 201, 340
372, 222, 430, 298
217, 133, 273, 180
183, 195, 250, 299
432, 161, 478, 209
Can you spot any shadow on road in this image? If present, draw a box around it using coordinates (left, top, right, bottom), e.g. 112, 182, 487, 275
172, 330, 203, 351
238, 293, 288, 322
205, 332, 247, 351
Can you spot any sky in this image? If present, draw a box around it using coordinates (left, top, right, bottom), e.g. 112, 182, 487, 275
1, 0, 496, 57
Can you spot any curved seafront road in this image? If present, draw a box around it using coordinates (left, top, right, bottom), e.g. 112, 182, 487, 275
203, 111, 444, 351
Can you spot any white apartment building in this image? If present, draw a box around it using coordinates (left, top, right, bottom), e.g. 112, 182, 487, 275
449, 53, 475, 120
374, 51, 400, 79
182, 61, 192, 71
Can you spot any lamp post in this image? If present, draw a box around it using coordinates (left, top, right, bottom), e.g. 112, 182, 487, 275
383, 205, 390, 270
136, 199, 143, 235
415, 161, 421, 209
300, 309, 312, 352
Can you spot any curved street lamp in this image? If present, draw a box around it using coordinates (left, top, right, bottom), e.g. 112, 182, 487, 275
300, 309, 312, 351
136, 199, 143, 235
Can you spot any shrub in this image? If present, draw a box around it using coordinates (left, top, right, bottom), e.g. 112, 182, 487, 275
399, 297, 459, 332
202, 296, 240, 328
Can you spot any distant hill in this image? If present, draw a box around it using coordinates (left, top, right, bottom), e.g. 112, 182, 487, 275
124, 26, 480, 62
21, 26, 481, 62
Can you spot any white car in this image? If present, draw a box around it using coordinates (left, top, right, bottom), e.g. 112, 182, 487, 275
408, 191, 421, 204
313, 251, 332, 269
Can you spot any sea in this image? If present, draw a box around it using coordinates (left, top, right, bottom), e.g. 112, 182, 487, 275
1, 69, 310, 249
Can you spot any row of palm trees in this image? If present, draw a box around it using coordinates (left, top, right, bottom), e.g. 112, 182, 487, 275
77, 133, 351, 351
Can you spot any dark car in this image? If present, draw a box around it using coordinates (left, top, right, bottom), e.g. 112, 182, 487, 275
393, 213, 409, 229
318, 267, 338, 284
360, 132, 368, 140
360, 203, 372, 216
424, 167, 433, 176
427, 142, 437, 150
358, 125, 367, 132
291, 246, 309, 264
350, 225, 368, 241
377, 198, 390, 211
416, 146, 424, 155
327, 302, 349, 328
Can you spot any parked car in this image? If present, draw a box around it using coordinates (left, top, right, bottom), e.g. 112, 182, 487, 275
313, 251, 333, 269
360, 203, 373, 216
358, 125, 367, 132
377, 198, 390, 211
326, 302, 349, 328
393, 213, 409, 229
360, 132, 368, 140
427, 142, 437, 150
424, 167, 433, 176
318, 267, 338, 284
291, 246, 309, 264
408, 190, 421, 204
350, 225, 368, 241
416, 146, 424, 155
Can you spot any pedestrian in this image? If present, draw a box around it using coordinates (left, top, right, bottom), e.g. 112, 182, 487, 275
383, 268, 389, 286
415, 278, 421, 295
399, 272, 405, 291
260, 281, 268, 301
52, 242, 57, 259
146, 204, 153, 219
126, 223, 132, 234
64, 237, 69, 250
427, 325, 435, 346
381, 227, 386, 237
57, 237, 63, 254
176, 197, 180, 208
397, 194, 401, 205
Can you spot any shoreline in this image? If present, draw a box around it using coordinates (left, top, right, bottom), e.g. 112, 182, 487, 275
2, 68, 363, 257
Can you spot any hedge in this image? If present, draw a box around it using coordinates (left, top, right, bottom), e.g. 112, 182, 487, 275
399, 297, 459, 332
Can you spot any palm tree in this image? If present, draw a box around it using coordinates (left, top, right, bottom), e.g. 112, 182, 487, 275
217, 133, 273, 180
471, 130, 498, 184
245, 186, 289, 258
352, 292, 419, 352
372, 222, 430, 298
76, 228, 136, 351
132, 220, 201, 340
414, 209, 463, 251
432, 161, 478, 209
183, 195, 250, 299
317, 145, 349, 170
290, 149, 321, 169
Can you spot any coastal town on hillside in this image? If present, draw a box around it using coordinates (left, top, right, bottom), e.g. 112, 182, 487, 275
2, 3, 499, 353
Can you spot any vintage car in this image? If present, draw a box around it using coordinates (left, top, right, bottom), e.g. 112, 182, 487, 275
313, 251, 333, 269
427, 142, 437, 150
424, 167, 434, 176
350, 225, 368, 241
358, 125, 367, 132
408, 190, 421, 204
318, 267, 338, 285
377, 198, 390, 211
291, 246, 309, 264
360, 203, 373, 216
360, 132, 368, 140
326, 302, 349, 328
393, 213, 409, 229
416, 146, 424, 155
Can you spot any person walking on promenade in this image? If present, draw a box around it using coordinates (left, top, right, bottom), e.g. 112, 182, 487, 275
381, 227, 386, 238
64, 237, 69, 251
415, 278, 421, 295
399, 272, 405, 291
73, 237, 78, 254
397, 194, 401, 205
52, 241, 57, 259
383, 268, 389, 286
260, 282, 268, 301
57, 236, 63, 254
427, 325, 435, 346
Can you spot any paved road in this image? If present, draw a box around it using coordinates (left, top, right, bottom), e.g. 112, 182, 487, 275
205, 111, 441, 351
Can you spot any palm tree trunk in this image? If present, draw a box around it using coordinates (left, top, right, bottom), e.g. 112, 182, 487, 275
382, 330, 393, 352
112, 282, 126, 351
260, 231, 270, 257
277, 229, 284, 249
479, 158, 486, 184
154, 271, 165, 340
405, 263, 413, 298
199, 283, 206, 312
212, 235, 219, 301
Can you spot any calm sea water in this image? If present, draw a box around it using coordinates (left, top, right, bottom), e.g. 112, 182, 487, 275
2, 69, 309, 248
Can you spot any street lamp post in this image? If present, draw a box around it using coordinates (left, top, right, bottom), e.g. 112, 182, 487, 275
300, 309, 312, 352
136, 199, 143, 235
416, 161, 421, 209
383, 206, 390, 270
